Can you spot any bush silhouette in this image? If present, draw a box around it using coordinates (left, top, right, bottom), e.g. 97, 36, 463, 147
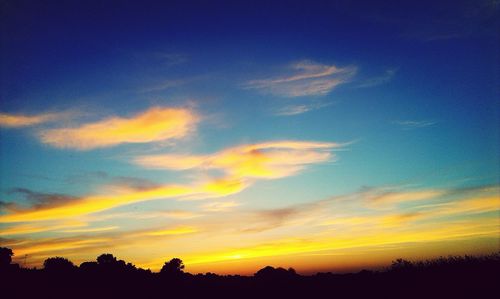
0, 247, 13, 267
390, 258, 414, 272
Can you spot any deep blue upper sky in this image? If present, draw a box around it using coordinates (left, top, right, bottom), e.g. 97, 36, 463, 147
1, 0, 498, 191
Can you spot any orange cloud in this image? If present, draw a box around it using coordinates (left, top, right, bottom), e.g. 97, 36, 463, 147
135, 140, 341, 179
38, 106, 198, 150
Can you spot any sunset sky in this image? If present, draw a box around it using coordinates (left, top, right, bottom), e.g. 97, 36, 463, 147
0, 0, 498, 274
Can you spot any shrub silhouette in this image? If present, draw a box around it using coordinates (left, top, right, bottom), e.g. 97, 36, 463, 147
0, 247, 13, 267
390, 258, 414, 272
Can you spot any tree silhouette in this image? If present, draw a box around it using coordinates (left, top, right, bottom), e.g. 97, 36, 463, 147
254, 266, 297, 279
160, 258, 185, 276
43, 257, 75, 273
0, 247, 13, 267
80, 261, 99, 272
97, 253, 117, 265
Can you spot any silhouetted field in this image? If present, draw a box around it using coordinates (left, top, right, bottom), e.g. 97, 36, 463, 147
1, 247, 498, 298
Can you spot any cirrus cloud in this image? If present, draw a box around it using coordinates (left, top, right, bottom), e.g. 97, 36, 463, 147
134, 140, 343, 179
38, 106, 198, 150
0, 111, 74, 128
245, 60, 357, 97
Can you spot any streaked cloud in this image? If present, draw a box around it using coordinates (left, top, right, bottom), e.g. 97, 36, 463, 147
2, 184, 498, 271
358, 68, 397, 88
0, 140, 342, 223
157, 53, 189, 66
186, 217, 499, 268
0, 221, 87, 236
4, 188, 80, 212
38, 106, 198, 150
59, 226, 119, 234
392, 120, 436, 129
135, 140, 342, 179
140, 79, 186, 93
274, 101, 333, 116
245, 60, 356, 97
366, 189, 444, 206
157, 210, 202, 219
0, 111, 73, 128
202, 201, 240, 212
5, 236, 112, 259
0, 178, 244, 223
145, 226, 198, 236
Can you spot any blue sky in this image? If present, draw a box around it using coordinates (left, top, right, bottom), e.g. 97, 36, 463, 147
0, 0, 498, 273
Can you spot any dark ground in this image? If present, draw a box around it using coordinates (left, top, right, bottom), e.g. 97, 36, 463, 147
1, 252, 499, 299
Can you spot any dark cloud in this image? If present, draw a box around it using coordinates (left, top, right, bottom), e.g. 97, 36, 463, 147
7, 188, 80, 211
110, 176, 161, 191
240, 201, 328, 233
0, 200, 18, 212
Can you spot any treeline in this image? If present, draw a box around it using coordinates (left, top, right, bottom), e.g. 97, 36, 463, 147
1, 247, 499, 298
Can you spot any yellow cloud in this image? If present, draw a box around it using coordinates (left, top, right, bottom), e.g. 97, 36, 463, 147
0, 176, 249, 223
3, 185, 498, 272
0, 221, 87, 236
60, 226, 119, 233
184, 218, 499, 267
202, 201, 240, 212
12, 238, 111, 257
420, 195, 499, 218
367, 190, 443, 207
145, 226, 198, 236
135, 140, 341, 179
38, 106, 198, 150
0, 111, 69, 128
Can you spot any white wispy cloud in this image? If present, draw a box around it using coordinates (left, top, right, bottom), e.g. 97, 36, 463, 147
274, 101, 333, 116
156, 53, 189, 66
392, 120, 436, 129
140, 79, 186, 93
358, 68, 397, 88
245, 60, 356, 97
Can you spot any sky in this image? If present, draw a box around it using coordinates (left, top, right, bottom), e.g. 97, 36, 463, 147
0, 0, 499, 274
